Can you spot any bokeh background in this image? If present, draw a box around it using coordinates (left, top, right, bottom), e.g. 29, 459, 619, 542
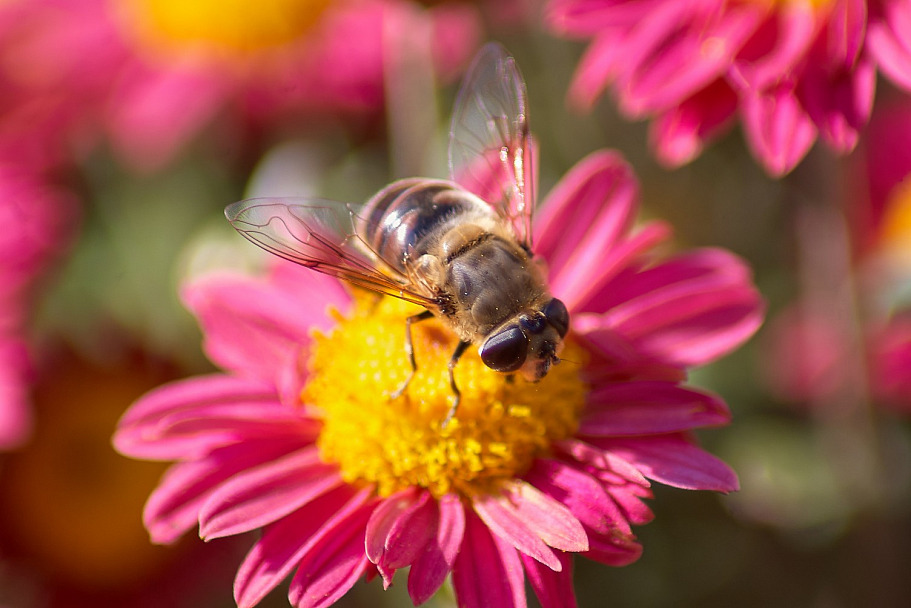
1, 1, 910, 607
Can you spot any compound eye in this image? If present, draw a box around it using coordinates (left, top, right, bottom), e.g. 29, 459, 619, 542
543, 298, 570, 337
519, 312, 546, 334
479, 326, 528, 372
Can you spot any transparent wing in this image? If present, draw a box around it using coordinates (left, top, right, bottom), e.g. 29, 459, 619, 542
449, 42, 536, 247
225, 198, 435, 307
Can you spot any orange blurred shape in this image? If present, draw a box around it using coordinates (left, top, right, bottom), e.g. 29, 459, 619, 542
0, 348, 179, 591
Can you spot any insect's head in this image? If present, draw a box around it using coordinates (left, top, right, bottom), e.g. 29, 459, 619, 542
478, 298, 570, 381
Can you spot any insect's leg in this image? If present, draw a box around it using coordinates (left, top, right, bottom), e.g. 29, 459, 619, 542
442, 340, 471, 428
390, 310, 435, 399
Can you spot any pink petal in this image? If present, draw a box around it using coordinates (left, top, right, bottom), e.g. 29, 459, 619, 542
868, 0, 911, 90
799, 56, 875, 153
452, 511, 526, 608
107, 65, 231, 173
604, 482, 655, 526
287, 497, 376, 608
730, 4, 817, 91
572, 319, 687, 382
581, 381, 731, 435
567, 32, 625, 110
521, 550, 577, 608
143, 436, 305, 544
585, 530, 643, 567
199, 446, 343, 540
117, 374, 275, 429
585, 248, 764, 368
547, 0, 660, 36
408, 494, 465, 605
554, 439, 650, 487
650, 79, 738, 167
559, 222, 673, 314
524, 458, 632, 536
114, 374, 316, 461
534, 150, 639, 290
234, 486, 371, 608
365, 488, 433, 586
593, 434, 740, 492
740, 81, 817, 176
615, 1, 762, 116
506, 481, 590, 552
472, 493, 560, 571
828, 0, 868, 69
473, 481, 588, 570
181, 272, 328, 387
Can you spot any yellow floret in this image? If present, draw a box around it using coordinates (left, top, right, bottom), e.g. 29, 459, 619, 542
305, 296, 588, 499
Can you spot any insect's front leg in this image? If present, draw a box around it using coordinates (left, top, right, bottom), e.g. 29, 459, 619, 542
390, 310, 435, 400
442, 340, 471, 428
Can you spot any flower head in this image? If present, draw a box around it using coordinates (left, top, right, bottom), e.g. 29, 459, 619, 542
0, 0, 480, 172
547, 0, 911, 176
115, 151, 763, 607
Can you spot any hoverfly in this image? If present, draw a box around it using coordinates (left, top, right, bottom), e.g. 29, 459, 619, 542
226, 43, 569, 425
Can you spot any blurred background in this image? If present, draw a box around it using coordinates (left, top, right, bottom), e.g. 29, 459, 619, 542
1, 1, 910, 607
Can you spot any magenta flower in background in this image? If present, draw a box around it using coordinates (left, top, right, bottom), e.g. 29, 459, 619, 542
547, 0, 911, 176
114, 150, 763, 608
0, 167, 78, 449
0, 0, 480, 172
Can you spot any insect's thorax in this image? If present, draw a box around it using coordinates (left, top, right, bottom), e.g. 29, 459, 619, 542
361, 178, 550, 341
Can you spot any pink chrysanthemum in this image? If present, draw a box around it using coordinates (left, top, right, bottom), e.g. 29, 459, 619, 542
547, 0, 911, 176
115, 150, 763, 608
0, 0, 479, 172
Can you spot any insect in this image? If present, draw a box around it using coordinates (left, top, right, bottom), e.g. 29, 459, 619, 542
226, 43, 569, 425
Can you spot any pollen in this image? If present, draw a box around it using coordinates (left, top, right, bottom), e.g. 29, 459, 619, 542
305, 296, 588, 499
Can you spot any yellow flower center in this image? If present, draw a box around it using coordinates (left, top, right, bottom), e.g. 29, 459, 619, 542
305, 296, 588, 499
115, 0, 332, 57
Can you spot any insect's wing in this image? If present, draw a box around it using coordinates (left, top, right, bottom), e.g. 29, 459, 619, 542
225, 198, 435, 307
449, 42, 536, 247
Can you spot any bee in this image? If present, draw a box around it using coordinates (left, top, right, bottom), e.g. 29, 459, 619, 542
225, 43, 569, 425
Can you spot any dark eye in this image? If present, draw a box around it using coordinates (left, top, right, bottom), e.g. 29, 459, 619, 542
479, 326, 528, 372
543, 298, 570, 337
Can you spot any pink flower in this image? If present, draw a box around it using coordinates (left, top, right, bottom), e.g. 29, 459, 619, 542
114, 150, 763, 607
0, 166, 78, 449
546, 0, 911, 176
0, 0, 480, 172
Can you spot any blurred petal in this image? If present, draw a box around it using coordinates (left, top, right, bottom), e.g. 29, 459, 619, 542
650, 79, 738, 167
869, 0, 911, 90
741, 80, 817, 176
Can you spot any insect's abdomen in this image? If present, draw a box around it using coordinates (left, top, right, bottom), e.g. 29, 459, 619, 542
360, 178, 486, 274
